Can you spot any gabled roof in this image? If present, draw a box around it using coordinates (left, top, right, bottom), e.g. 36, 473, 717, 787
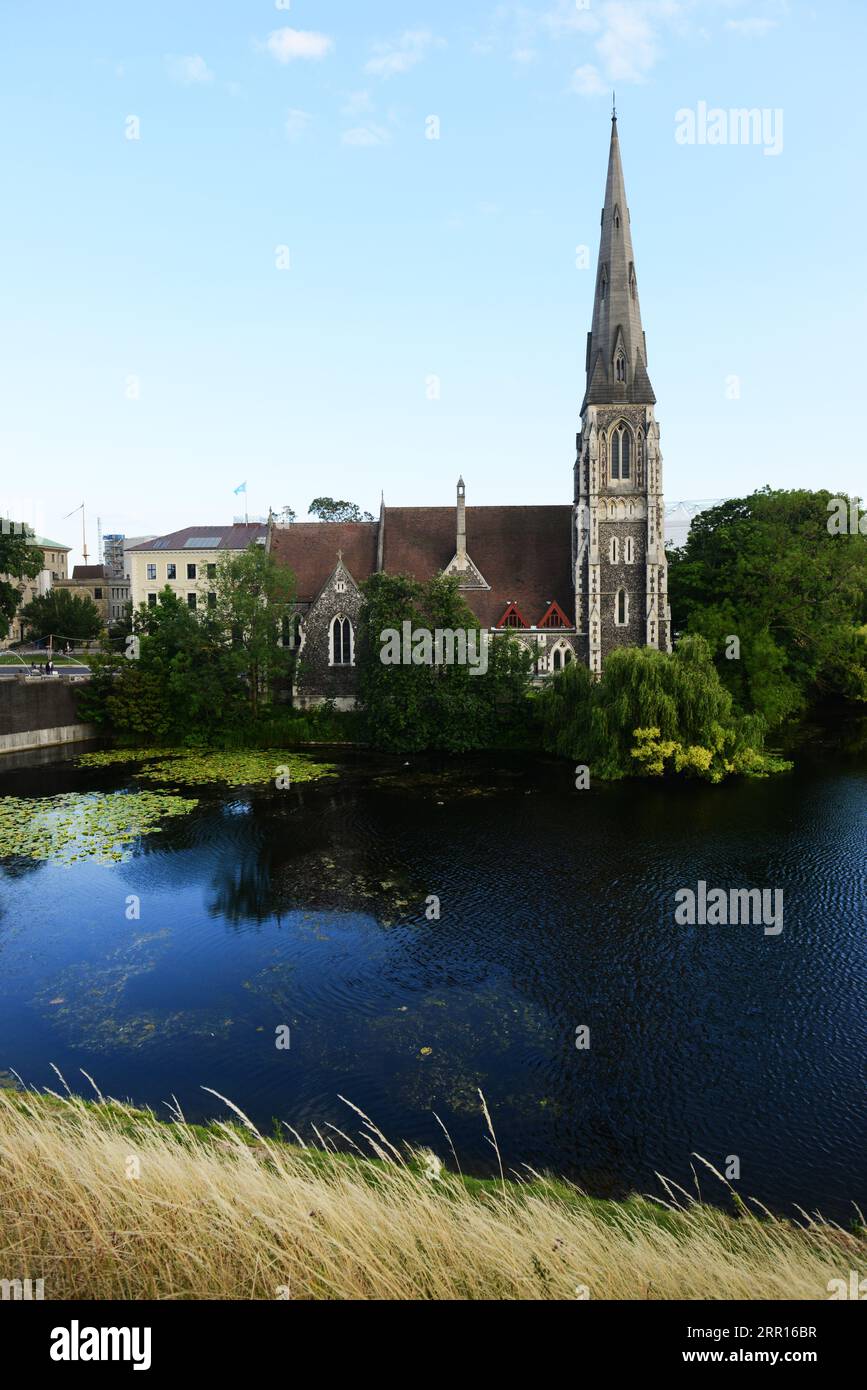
268, 506, 574, 629
269, 522, 379, 600
381, 505, 573, 629
127, 524, 267, 553
71, 565, 105, 580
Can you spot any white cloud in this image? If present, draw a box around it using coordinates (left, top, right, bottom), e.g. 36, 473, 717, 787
265, 27, 333, 63
342, 124, 390, 147
341, 90, 374, 117
365, 30, 443, 78
165, 54, 215, 85
541, 1, 599, 38
285, 109, 312, 141
725, 17, 778, 37
598, 5, 661, 83
572, 63, 608, 96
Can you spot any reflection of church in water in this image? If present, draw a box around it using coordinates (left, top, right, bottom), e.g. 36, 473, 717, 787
267, 114, 670, 707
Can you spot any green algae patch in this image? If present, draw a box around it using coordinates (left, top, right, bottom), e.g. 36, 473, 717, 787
76, 748, 338, 788
0, 789, 199, 866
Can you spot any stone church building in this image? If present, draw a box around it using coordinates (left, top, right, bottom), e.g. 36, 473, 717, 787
268, 115, 671, 708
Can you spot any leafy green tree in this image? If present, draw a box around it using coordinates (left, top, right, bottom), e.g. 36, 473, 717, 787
308, 498, 374, 523
668, 489, 867, 725
208, 544, 296, 718
357, 571, 532, 751
0, 524, 43, 639
20, 587, 102, 641
80, 588, 245, 743
539, 635, 786, 781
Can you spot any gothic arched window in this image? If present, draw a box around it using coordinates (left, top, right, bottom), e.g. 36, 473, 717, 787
609, 423, 632, 481
330, 615, 354, 666
615, 354, 626, 383
625, 536, 634, 564
609, 536, 619, 564
615, 589, 628, 626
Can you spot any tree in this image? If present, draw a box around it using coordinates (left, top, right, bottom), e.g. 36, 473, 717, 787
357, 571, 532, 752
0, 524, 42, 639
308, 497, 374, 523
668, 489, 867, 726
539, 635, 786, 781
19, 587, 102, 641
80, 588, 245, 743
207, 544, 296, 719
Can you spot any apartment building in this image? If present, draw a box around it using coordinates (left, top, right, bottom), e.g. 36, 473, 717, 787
127, 524, 267, 613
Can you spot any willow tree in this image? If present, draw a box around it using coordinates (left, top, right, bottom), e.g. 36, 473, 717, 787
540, 635, 786, 781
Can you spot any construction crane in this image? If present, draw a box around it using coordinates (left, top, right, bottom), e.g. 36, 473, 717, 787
63, 502, 89, 564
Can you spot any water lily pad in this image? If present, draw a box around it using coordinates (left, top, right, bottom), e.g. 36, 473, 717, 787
76, 748, 337, 788
0, 790, 198, 866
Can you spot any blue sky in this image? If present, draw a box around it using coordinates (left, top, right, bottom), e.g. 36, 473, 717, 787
0, 1, 863, 563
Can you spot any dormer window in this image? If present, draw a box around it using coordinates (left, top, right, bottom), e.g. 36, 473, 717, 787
497, 602, 528, 629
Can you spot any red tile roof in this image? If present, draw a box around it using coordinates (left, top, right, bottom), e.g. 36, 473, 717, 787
269, 522, 379, 601
269, 506, 575, 628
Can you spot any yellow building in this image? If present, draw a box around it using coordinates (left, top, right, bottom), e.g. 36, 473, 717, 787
0, 531, 71, 646
127, 525, 267, 614
55, 565, 130, 628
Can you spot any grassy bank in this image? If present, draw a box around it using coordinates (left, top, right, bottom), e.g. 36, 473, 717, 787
0, 1084, 862, 1300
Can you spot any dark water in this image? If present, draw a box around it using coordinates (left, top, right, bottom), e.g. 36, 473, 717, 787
0, 728, 865, 1219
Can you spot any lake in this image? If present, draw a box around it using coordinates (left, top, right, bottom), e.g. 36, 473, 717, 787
0, 726, 865, 1220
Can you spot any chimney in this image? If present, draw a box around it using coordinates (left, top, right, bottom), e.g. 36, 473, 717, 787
456, 477, 466, 564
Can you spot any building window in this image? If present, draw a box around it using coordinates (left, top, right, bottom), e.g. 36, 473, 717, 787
206, 563, 216, 579
330, 615, 354, 666
538, 602, 569, 629
282, 613, 301, 648
615, 353, 626, 383
187, 563, 197, 580
609, 537, 619, 564
615, 589, 628, 626
187, 593, 197, 610
550, 641, 574, 672
207, 592, 216, 609
625, 537, 634, 564
167, 563, 176, 579
147, 593, 157, 608
147, 564, 156, 580
609, 423, 631, 481
93, 587, 102, 599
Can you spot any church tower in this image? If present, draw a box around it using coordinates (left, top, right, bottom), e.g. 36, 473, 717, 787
574, 112, 671, 674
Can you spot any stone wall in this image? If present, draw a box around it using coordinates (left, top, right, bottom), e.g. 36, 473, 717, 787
0, 677, 97, 754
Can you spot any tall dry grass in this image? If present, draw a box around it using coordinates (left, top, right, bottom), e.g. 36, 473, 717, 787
0, 1079, 862, 1300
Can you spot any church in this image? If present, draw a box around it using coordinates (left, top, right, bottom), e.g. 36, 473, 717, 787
268, 114, 671, 708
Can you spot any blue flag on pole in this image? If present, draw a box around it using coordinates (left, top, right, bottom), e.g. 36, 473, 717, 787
233, 482, 247, 495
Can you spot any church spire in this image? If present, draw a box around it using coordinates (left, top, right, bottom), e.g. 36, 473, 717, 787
582, 114, 655, 412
